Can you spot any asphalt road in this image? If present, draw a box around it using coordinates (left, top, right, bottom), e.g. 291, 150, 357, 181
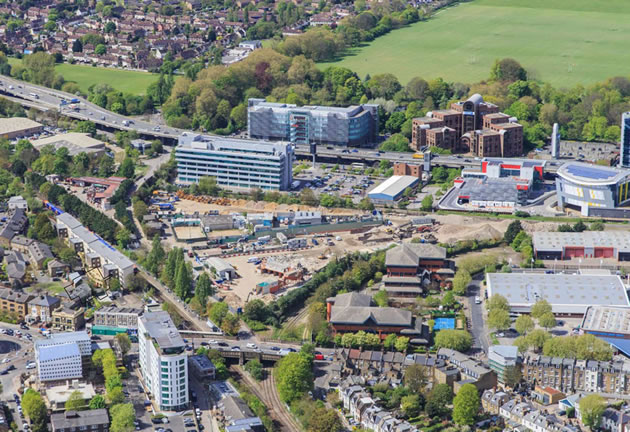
0, 75, 569, 172
0, 75, 183, 139
467, 273, 489, 353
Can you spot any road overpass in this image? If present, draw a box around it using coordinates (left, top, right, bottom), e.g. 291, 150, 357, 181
0, 75, 563, 173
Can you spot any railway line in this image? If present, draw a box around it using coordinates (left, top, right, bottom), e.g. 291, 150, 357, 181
232, 365, 302, 432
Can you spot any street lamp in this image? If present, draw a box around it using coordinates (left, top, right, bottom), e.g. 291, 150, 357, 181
554, 258, 557, 273
579, 258, 582, 271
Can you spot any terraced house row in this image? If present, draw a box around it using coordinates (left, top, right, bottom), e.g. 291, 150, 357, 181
522, 354, 630, 394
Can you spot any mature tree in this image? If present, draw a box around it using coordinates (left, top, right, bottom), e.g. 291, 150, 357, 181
65, 390, 85, 411
373, 290, 388, 307
208, 301, 229, 326
23, 52, 56, 87
420, 194, 433, 211
145, 235, 165, 275
530, 299, 552, 319
22, 389, 48, 432
118, 157, 135, 179
425, 383, 453, 418
221, 313, 240, 336
579, 394, 606, 430
538, 312, 557, 329
89, 395, 106, 410
434, 330, 473, 352
504, 220, 523, 244
490, 58, 527, 82
243, 299, 269, 323
115, 333, 132, 357
404, 364, 430, 393
452, 269, 471, 296
244, 359, 264, 381
275, 352, 314, 403
395, 336, 409, 352
488, 309, 511, 331
307, 406, 343, 432
503, 365, 522, 388
401, 394, 423, 418
514, 315, 535, 335
110, 403, 136, 432
175, 259, 192, 299
527, 329, 551, 352
195, 272, 214, 306
452, 383, 479, 425
486, 294, 510, 313
384, 333, 397, 350
441, 291, 456, 308
107, 387, 125, 405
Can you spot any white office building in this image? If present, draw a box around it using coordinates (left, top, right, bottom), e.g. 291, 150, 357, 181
35, 331, 92, 357
138, 311, 189, 411
36, 343, 82, 382
175, 133, 293, 191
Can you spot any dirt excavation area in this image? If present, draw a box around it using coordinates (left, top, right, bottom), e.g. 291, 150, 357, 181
174, 198, 362, 216
431, 214, 562, 244
215, 234, 381, 307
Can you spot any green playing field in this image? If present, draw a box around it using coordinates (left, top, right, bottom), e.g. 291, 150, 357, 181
318, 0, 630, 87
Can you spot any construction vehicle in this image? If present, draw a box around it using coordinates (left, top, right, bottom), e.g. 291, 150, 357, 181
318, 248, 331, 260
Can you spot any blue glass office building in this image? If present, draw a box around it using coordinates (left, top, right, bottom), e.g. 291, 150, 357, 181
621, 112, 630, 168
247, 98, 379, 147
175, 133, 293, 191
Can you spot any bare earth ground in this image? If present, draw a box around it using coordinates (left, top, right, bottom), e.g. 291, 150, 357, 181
173, 198, 362, 216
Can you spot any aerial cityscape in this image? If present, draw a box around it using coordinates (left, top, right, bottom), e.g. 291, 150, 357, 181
1, 0, 630, 432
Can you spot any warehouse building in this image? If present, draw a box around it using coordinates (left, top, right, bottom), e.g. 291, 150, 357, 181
32, 133, 106, 157
0, 117, 43, 139
455, 177, 528, 209
175, 133, 293, 191
247, 98, 379, 147
368, 176, 420, 204
581, 306, 630, 355
486, 272, 630, 316
556, 162, 630, 216
533, 231, 630, 261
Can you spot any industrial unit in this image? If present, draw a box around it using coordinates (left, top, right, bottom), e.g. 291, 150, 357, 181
581, 306, 630, 355
454, 158, 545, 209
368, 176, 420, 203
533, 231, 630, 261
486, 272, 630, 316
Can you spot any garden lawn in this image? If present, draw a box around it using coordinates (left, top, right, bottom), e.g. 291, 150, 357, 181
8, 58, 159, 95
318, 0, 630, 87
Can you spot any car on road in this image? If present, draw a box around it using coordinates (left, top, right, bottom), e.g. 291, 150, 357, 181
231, 346, 240, 351
269, 346, 280, 351
475, 296, 481, 304
246, 343, 258, 350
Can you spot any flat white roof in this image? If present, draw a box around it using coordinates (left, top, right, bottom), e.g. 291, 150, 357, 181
533, 231, 630, 253
486, 273, 630, 315
0, 117, 42, 135
581, 306, 630, 336
369, 175, 419, 199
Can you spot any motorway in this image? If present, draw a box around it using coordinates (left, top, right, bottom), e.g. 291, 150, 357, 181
0, 75, 183, 140
0, 75, 570, 172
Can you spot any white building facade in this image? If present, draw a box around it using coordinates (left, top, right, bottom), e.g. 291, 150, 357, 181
35, 331, 92, 356
36, 343, 82, 382
138, 311, 189, 411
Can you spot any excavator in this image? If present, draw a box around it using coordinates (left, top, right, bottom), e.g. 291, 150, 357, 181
318, 247, 332, 260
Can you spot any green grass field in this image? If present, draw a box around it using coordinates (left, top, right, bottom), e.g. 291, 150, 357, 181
318, 0, 630, 87
8, 58, 158, 94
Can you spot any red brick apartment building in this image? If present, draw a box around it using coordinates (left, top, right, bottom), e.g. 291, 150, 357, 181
411, 94, 523, 158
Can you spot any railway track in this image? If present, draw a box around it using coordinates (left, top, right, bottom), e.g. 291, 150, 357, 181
231, 365, 302, 432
